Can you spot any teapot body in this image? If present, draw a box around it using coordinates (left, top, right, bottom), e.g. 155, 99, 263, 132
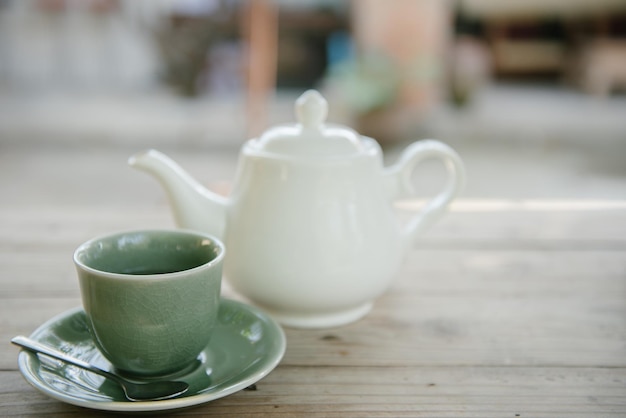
224, 138, 406, 328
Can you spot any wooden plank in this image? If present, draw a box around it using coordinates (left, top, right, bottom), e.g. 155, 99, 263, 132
412, 206, 626, 244
5, 246, 624, 297
0, 207, 173, 248
3, 249, 624, 369
1, 204, 626, 245
4, 255, 624, 371
1, 299, 80, 370
2, 367, 625, 417
279, 250, 626, 368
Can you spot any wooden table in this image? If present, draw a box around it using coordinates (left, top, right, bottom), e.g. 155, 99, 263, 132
1, 149, 625, 417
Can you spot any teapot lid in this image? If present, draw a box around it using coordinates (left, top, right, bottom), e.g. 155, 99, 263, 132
252, 90, 364, 157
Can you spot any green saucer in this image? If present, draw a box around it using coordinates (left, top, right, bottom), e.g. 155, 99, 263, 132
16, 299, 286, 413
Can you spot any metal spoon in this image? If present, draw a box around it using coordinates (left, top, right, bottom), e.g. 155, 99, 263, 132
12, 336, 189, 401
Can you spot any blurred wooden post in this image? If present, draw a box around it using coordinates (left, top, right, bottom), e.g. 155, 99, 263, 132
352, 0, 450, 110
242, 0, 278, 138
350, 0, 450, 142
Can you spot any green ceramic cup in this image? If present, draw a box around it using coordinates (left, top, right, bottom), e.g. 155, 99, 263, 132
73, 229, 224, 377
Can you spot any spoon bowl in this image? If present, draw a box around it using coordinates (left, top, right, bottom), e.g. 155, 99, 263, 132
12, 336, 189, 401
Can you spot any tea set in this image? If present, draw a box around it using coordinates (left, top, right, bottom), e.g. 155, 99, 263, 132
13, 90, 464, 412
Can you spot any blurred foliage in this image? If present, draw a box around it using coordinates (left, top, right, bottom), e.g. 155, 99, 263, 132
326, 52, 400, 114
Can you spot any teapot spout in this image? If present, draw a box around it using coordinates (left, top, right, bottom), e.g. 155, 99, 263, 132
129, 149, 229, 239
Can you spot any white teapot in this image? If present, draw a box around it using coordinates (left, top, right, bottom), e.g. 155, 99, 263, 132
129, 90, 464, 328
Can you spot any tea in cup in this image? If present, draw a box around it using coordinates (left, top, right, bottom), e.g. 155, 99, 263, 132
73, 229, 224, 377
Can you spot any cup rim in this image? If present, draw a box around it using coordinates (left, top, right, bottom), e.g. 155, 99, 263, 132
73, 229, 225, 280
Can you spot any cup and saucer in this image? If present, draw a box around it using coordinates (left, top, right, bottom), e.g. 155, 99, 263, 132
15, 230, 286, 413
17, 299, 286, 413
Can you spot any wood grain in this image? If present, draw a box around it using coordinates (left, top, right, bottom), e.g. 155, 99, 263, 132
1, 199, 625, 415
3, 367, 625, 417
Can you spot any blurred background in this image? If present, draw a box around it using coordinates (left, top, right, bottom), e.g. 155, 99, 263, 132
1, 0, 625, 209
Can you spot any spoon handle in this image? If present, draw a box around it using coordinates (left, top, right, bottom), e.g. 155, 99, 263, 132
11, 335, 114, 381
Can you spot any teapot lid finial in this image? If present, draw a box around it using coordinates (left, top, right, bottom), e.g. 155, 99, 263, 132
296, 90, 328, 129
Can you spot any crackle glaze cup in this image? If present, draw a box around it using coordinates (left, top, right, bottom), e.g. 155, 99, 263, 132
73, 229, 224, 377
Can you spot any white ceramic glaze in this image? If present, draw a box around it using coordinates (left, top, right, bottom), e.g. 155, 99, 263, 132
129, 90, 465, 328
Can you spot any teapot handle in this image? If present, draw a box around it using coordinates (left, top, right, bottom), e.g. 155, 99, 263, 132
384, 140, 465, 245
